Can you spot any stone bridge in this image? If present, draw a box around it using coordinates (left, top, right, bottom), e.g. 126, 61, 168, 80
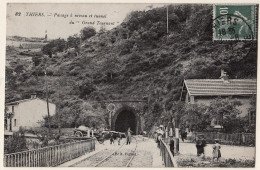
104, 100, 148, 135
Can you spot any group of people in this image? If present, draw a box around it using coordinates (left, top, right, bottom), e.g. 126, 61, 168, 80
195, 136, 221, 162
154, 125, 175, 157
109, 128, 132, 145
153, 125, 221, 161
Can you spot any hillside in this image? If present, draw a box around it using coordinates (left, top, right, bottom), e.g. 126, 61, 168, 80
5, 4, 257, 131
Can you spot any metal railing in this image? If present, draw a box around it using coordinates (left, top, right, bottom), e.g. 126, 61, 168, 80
4, 139, 95, 167
160, 139, 177, 167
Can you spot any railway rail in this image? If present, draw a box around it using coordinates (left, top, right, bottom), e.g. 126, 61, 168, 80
95, 136, 138, 167
73, 136, 140, 167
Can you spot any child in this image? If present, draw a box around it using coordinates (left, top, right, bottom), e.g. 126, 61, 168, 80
212, 139, 221, 162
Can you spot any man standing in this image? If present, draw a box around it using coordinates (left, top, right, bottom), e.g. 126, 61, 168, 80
126, 128, 132, 145
118, 134, 122, 145
195, 136, 201, 156
110, 132, 114, 144
195, 135, 206, 157
169, 135, 174, 156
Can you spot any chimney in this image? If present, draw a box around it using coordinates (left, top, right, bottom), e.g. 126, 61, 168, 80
31, 94, 37, 99
220, 69, 229, 83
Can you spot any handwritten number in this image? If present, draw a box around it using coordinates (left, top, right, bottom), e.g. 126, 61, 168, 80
15, 12, 21, 16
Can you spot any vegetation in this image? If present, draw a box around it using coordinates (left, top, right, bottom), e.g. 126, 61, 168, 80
80, 26, 96, 41
4, 128, 27, 154
158, 97, 252, 133
176, 156, 255, 167
5, 4, 257, 133
42, 38, 66, 57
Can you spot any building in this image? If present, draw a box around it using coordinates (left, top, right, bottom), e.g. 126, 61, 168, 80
4, 95, 56, 132
180, 70, 257, 128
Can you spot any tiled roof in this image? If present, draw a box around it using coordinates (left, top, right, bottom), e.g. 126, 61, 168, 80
184, 79, 257, 96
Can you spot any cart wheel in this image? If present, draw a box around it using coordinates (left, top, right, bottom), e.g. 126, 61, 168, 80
75, 131, 83, 137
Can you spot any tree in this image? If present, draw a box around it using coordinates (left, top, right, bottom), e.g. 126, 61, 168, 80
246, 95, 256, 133
80, 26, 96, 41
170, 101, 186, 128
4, 128, 27, 154
78, 81, 96, 99
42, 38, 67, 57
14, 64, 24, 74
32, 55, 42, 66
180, 103, 209, 131
67, 34, 80, 50
102, 55, 120, 80
208, 97, 242, 132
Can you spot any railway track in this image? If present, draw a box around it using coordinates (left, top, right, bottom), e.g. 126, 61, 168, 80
73, 136, 140, 167
95, 136, 138, 167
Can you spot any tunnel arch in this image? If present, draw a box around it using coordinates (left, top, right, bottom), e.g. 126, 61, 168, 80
111, 105, 140, 135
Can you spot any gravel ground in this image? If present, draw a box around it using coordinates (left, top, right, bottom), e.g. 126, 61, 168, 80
179, 142, 255, 160
129, 136, 162, 167
73, 149, 112, 167
98, 145, 136, 167
129, 150, 153, 167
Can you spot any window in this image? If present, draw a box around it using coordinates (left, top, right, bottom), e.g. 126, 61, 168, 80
14, 119, 17, 126
12, 106, 14, 113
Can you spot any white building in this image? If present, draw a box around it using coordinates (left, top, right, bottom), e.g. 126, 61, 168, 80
5, 95, 56, 132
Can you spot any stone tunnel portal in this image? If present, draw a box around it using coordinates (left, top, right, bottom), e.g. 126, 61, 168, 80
114, 109, 137, 135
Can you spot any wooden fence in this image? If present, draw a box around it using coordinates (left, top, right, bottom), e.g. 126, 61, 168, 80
190, 132, 255, 146
4, 139, 95, 167
160, 139, 177, 167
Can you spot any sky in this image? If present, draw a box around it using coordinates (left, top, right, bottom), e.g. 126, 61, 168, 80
6, 3, 165, 39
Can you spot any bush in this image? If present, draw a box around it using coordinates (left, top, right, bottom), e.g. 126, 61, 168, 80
80, 27, 96, 41
176, 155, 255, 167
42, 38, 67, 57
4, 128, 28, 154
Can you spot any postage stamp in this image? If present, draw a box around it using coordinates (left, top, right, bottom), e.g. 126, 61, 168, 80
213, 4, 258, 41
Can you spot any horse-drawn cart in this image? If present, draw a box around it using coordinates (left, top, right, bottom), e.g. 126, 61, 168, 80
74, 126, 126, 144
74, 126, 105, 144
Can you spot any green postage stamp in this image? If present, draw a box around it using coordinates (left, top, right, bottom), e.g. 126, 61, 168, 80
213, 4, 258, 41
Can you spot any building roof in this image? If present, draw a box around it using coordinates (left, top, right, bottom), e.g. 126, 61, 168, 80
5, 97, 55, 106
183, 79, 257, 96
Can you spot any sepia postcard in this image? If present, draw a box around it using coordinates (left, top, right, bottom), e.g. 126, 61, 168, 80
1, 0, 259, 169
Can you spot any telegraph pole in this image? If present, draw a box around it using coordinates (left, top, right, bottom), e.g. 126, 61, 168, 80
166, 5, 169, 42
45, 70, 51, 144
58, 90, 61, 137
167, 5, 169, 35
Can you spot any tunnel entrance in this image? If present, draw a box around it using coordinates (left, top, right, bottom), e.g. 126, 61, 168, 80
115, 110, 136, 135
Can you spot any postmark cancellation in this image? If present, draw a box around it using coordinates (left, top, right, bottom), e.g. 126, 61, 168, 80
213, 4, 258, 41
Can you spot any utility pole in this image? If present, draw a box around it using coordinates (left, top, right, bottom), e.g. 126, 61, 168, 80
45, 70, 51, 144
58, 90, 61, 137
166, 5, 169, 42
167, 5, 169, 35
